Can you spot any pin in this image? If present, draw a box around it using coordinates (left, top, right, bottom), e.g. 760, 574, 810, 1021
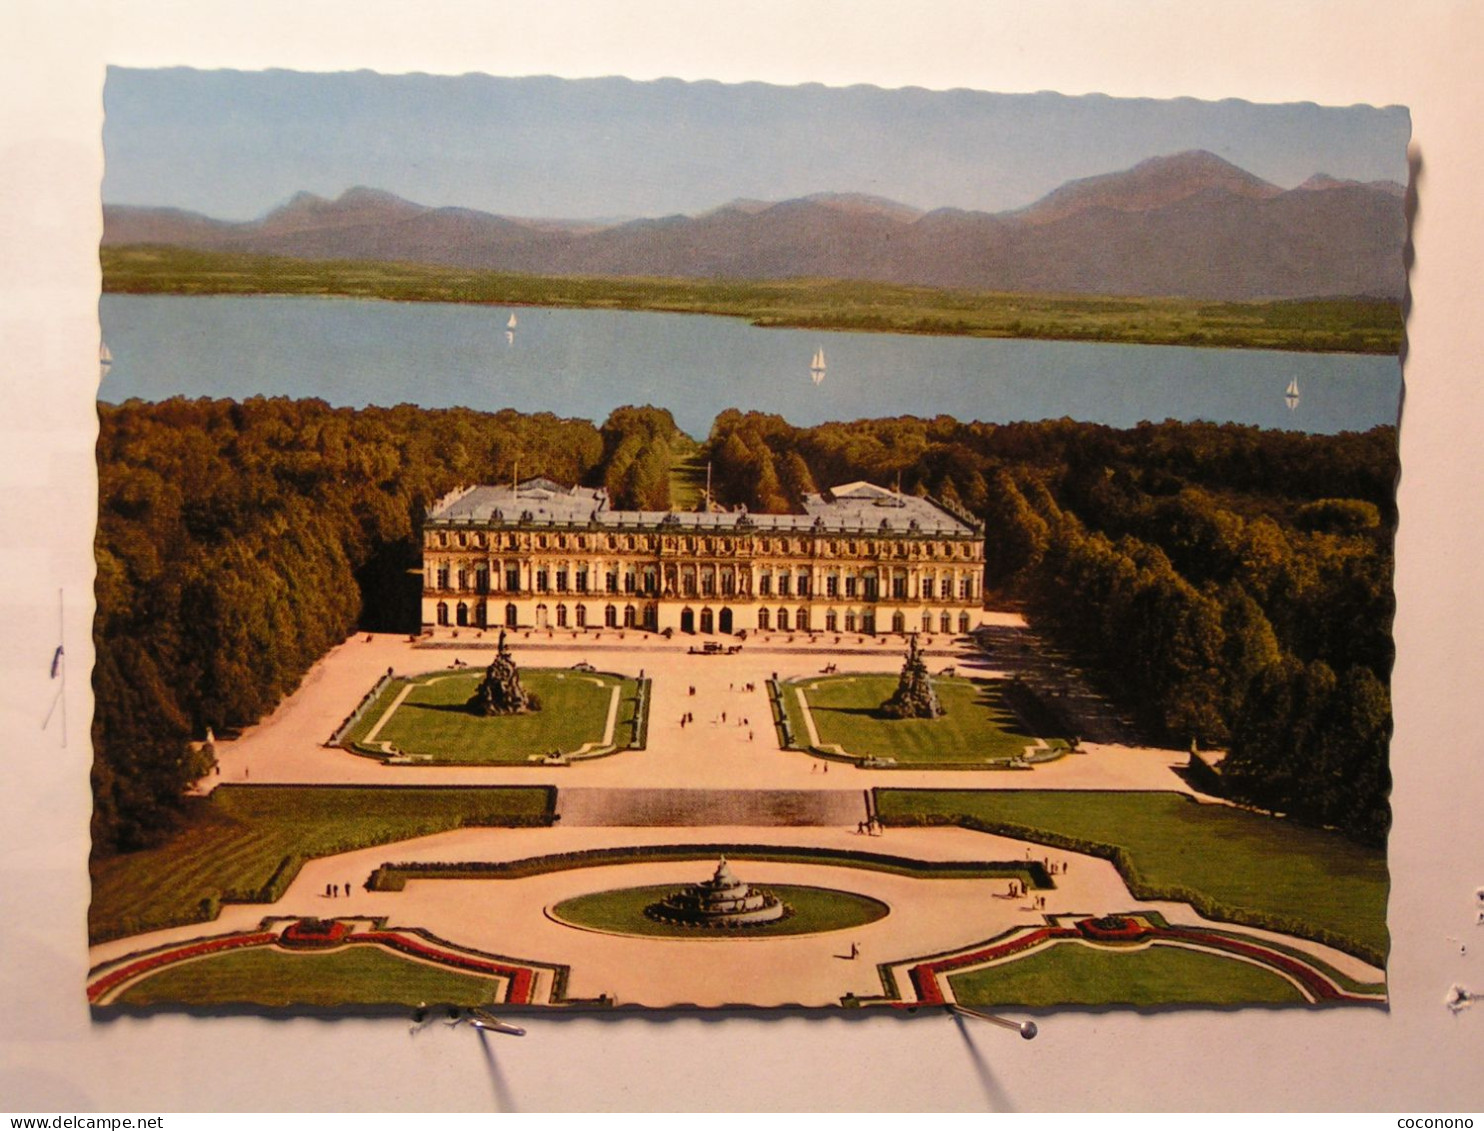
949, 1004, 1038, 1039
468, 1008, 526, 1036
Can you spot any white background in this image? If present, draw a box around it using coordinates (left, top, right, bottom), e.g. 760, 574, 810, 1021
2, 0, 1482, 1113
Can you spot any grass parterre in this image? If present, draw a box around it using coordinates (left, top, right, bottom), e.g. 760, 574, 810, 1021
340, 668, 644, 764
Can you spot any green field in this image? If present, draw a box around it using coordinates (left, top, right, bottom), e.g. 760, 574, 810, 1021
342, 669, 641, 763
102, 245, 1404, 355
88, 785, 554, 943
114, 945, 502, 1008
876, 789, 1389, 964
947, 942, 1309, 1007
550, 883, 890, 938
782, 674, 1058, 765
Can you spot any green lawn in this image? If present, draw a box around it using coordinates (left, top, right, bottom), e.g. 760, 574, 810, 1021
344, 669, 640, 763
550, 883, 890, 938
783, 674, 1055, 765
114, 945, 502, 1007
876, 789, 1389, 964
947, 942, 1308, 1007
89, 785, 554, 943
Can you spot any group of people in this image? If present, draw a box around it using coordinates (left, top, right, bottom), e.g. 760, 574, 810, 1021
854, 818, 883, 836
324, 881, 355, 898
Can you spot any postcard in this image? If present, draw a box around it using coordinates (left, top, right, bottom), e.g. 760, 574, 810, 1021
87, 68, 1405, 1012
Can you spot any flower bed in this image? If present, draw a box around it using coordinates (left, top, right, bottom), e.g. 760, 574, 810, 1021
280, 917, 354, 948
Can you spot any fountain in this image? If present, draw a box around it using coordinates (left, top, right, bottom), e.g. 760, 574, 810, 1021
645, 859, 789, 928
466, 629, 538, 715
879, 633, 945, 718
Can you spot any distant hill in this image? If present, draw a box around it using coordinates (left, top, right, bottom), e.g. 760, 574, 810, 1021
102, 150, 1407, 301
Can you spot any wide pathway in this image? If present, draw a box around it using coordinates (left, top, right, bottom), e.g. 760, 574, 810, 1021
200, 627, 1197, 797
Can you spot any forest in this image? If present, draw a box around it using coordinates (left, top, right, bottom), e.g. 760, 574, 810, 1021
92, 397, 683, 855
704, 411, 1396, 846
95, 397, 1395, 857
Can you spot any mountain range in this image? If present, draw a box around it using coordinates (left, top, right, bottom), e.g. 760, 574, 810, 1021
103, 150, 1407, 302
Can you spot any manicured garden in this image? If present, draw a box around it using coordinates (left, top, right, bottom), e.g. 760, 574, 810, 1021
778, 674, 1062, 766
550, 883, 890, 938
341, 669, 643, 763
876, 789, 1389, 964
111, 944, 504, 1008
88, 785, 555, 943
946, 941, 1309, 1007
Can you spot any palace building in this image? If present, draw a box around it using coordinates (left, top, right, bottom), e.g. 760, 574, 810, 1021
421, 478, 985, 637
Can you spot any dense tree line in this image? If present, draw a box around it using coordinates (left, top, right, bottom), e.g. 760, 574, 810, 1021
705, 412, 1396, 845
93, 397, 678, 855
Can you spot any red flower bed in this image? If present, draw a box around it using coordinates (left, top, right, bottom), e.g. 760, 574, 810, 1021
89, 932, 277, 1002
281, 918, 353, 948
1075, 915, 1152, 942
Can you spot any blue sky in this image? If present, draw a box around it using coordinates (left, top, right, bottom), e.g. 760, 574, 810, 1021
103, 68, 1411, 221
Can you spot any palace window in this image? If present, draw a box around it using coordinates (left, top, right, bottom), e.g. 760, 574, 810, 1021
506, 568, 521, 593
845, 610, 857, 632
436, 565, 450, 590
826, 576, 839, 598
720, 569, 735, 597
624, 605, 637, 628
606, 571, 619, 594
961, 577, 973, 600
759, 574, 772, 597
475, 567, 489, 594
922, 578, 935, 599
536, 569, 550, 593
798, 575, 810, 597
642, 567, 658, 596
476, 603, 487, 628
922, 611, 933, 633
538, 535, 548, 549
825, 610, 838, 631
778, 575, 791, 597
604, 604, 618, 628
941, 612, 952, 634
506, 603, 518, 628
959, 612, 971, 633
556, 604, 568, 628
758, 608, 770, 631
576, 569, 588, 593
892, 576, 907, 599
576, 604, 587, 628
844, 576, 857, 598
700, 568, 715, 597
556, 569, 569, 592
796, 608, 809, 632
624, 572, 637, 595
777, 608, 789, 631
436, 602, 449, 626
457, 568, 468, 591
891, 611, 905, 634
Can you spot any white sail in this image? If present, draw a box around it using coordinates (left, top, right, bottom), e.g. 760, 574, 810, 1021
99, 341, 113, 366
508, 313, 518, 329
1286, 377, 1299, 397
810, 348, 826, 371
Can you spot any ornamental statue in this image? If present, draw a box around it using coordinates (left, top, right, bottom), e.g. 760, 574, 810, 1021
880, 633, 945, 719
466, 629, 538, 715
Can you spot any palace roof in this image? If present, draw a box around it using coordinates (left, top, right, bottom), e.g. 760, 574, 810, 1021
426, 478, 979, 536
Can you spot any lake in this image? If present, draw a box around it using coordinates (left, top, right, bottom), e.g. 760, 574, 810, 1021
99, 294, 1403, 437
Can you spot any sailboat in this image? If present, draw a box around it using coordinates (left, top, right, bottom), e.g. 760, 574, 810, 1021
1285, 376, 1300, 411
508, 313, 518, 330
506, 312, 517, 345
99, 340, 113, 377
809, 347, 826, 385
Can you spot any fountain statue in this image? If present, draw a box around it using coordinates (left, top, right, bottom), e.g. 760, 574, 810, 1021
466, 629, 538, 715
646, 859, 789, 928
880, 633, 945, 718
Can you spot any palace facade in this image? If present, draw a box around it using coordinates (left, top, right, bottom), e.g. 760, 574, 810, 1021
421, 478, 985, 637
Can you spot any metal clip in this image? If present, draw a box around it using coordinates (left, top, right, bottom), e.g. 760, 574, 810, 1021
949, 1004, 1038, 1039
